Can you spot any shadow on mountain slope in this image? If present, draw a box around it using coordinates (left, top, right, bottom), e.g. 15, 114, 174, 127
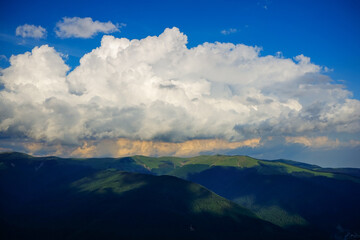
184, 165, 360, 239
0, 157, 291, 240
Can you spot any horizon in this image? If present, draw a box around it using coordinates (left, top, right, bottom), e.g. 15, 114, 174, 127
1, 150, 358, 169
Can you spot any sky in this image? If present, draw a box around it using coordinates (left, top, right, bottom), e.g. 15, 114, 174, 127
0, 0, 359, 167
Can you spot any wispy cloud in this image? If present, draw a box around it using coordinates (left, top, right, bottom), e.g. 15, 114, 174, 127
221, 28, 238, 35
16, 24, 47, 39
0, 54, 8, 62
55, 17, 124, 38
285, 136, 340, 149
285, 136, 360, 149
257, 0, 270, 10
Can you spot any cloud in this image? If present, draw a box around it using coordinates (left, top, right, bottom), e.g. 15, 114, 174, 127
221, 28, 237, 35
285, 136, 340, 148
71, 138, 261, 158
0, 27, 359, 156
285, 136, 360, 149
3, 137, 260, 158
257, 0, 270, 10
16, 24, 47, 39
0, 55, 8, 65
55, 17, 122, 38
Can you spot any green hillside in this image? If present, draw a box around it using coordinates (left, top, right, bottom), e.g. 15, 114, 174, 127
1, 152, 359, 239
164, 157, 360, 239
129, 154, 345, 179
125, 154, 349, 179
0, 153, 290, 240
105, 154, 360, 238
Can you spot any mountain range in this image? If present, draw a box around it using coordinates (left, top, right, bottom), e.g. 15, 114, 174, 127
1, 152, 359, 239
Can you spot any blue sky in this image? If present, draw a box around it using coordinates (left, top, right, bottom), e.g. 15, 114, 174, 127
1, 0, 359, 97
0, 0, 359, 167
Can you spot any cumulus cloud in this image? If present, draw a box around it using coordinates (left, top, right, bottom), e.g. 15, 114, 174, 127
55, 17, 122, 38
221, 28, 237, 35
0, 27, 359, 156
16, 24, 47, 39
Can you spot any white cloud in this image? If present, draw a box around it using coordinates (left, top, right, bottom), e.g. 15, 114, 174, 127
0, 27, 359, 148
55, 17, 122, 38
221, 28, 237, 35
16, 24, 47, 39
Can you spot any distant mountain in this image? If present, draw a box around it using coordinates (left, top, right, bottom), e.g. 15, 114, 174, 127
169, 157, 360, 239
314, 167, 360, 178
1, 152, 360, 239
266, 159, 322, 170
0, 153, 289, 240
269, 159, 360, 178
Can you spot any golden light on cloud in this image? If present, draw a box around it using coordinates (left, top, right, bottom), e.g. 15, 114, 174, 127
71, 142, 97, 158
24, 142, 43, 154
285, 136, 340, 148
71, 138, 261, 158
18, 136, 360, 158
24, 142, 68, 156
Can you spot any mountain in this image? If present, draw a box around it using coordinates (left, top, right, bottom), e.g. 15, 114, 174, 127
154, 155, 360, 239
170, 158, 360, 238
1, 152, 360, 239
270, 159, 360, 178
266, 159, 322, 170
0, 153, 289, 240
